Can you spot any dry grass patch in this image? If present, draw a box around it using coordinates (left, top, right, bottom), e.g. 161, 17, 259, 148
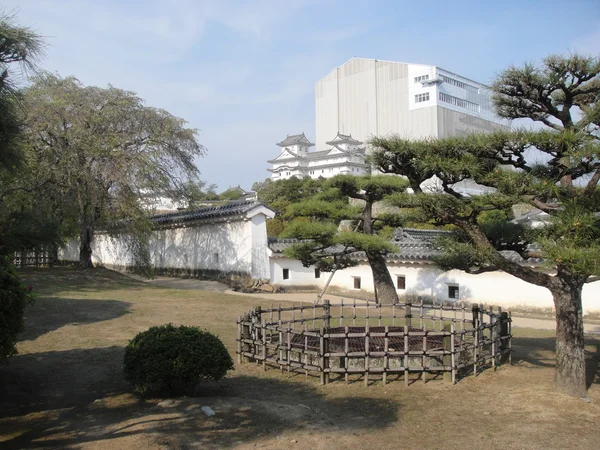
0, 267, 598, 449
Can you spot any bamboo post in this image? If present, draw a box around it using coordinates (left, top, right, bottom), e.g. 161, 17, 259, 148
392, 303, 396, 326
324, 300, 331, 330
320, 327, 326, 385
422, 324, 427, 384
491, 309, 496, 371
255, 306, 262, 366
451, 323, 456, 384
405, 298, 412, 327
383, 325, 389, 385
340, 299, 344, 326
352, 298, 357, 326
242, 312, 251, 363
262, 322, 267, 371
419, 297, 424, 329
500, 311, 509, 364
344, 325, 349, 384
237, 316, 243, 364
286, 330, 291, 377
278, 305, 284, 373
508, 311, 512, 365
364, 325, 370, 387
443, 323, 452, 383
404, 327, 409, 387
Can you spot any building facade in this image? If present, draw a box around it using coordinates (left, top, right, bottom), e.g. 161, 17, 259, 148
315, 57, 507, 151
268, 132, 370, 180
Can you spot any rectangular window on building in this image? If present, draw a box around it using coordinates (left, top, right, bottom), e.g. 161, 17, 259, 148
314, 268, 320, 279
282, 268, 289, 280
414, 75, 429, 83
213, 253, 219, 264
448, 285, 459, 300
415, 92, 430, 103
396, 275, 406, 290
353, 276, 361, 289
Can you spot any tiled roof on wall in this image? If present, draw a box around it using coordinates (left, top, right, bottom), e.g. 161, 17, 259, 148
151, 200, 267, 225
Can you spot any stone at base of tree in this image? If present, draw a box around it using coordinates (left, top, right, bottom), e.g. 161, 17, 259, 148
201, 406, 216, 416
581, 397, 591, 403
158, 399, 176, 407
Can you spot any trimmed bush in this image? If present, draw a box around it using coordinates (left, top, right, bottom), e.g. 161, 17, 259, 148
0, 256, 33, 361
123, 324, 234, 397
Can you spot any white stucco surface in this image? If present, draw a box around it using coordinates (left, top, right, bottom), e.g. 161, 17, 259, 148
269, 256, 600, 314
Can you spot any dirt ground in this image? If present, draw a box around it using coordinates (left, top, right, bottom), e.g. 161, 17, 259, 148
1, 267, 599, 449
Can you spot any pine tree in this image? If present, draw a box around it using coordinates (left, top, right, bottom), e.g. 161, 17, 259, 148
281, 175, 407, 304
371, 53, 600, 397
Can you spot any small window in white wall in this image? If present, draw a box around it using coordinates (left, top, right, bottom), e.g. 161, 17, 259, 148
415, 92, 430, 103
314, 268, 320, 279
396, 275, 406, 290
353, 276, 361, 289
448, 284, 459, 300
283, 268, 290, 280
213, 253, 219, 264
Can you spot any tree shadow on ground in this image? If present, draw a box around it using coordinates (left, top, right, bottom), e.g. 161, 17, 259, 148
0, 347, 401, 449
511, 335, 600, 388
18, 296, 132, 341
18, 267, 152, 295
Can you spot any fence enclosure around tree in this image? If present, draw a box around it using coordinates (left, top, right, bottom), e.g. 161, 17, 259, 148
237, 299, 511, 385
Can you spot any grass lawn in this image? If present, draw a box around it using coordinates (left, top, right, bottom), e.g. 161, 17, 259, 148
1, 267, 599, 449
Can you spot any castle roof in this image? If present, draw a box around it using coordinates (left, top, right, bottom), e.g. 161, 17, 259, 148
277, 133, 315, 148
325, 132, 363, 146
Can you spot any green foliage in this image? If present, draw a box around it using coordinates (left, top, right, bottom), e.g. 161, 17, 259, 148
266, 218, 285, 238
254, 176, 326, 214
280, 219, 338, 241
0, 256, 33, 361
14, 74, 204, 268
123, 324, 234, 397
0, 12, 43, 172
333, 232, 397, 254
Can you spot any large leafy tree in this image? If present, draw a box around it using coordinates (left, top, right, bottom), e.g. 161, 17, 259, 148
18, 74, 205, 268
371, 53, 600, 397
281, 175, 408, 304
0, 12, 42, 361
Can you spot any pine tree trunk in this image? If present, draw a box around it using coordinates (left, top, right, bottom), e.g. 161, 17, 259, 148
366, 252, 398, 305
79, 227, 94, 268
553, 284, 587, 397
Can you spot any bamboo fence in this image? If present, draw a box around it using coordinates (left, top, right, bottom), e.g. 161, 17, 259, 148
236, 299, 512, 386
12, 249, 52, 268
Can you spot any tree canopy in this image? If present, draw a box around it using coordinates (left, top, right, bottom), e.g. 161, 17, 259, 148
15, 74, 205, 269
281, 175, 408, 304
371, 53, 600, 397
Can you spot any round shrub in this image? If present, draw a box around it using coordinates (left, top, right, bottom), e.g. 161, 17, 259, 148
0, 256, 34, 361
123, 324, 234, 397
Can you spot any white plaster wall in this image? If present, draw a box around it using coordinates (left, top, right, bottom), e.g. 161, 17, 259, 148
251, 214, 270, 279
149, 221, 253, 273
270, 257, 600, 314
61, 219, 257, 275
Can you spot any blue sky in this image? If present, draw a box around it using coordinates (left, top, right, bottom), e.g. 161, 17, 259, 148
7, 0, 600, 190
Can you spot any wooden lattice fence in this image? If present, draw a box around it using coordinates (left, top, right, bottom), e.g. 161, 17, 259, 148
237, 299, 511, 385
12, 249, 53, 268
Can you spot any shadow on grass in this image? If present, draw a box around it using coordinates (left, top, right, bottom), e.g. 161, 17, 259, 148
0, 347, 400, 449
512, 335, 600, 388
19, 296, 132, 342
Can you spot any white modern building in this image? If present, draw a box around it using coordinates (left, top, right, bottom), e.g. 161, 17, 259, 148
315, 57, 507, 151
268, 132, 370, 180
